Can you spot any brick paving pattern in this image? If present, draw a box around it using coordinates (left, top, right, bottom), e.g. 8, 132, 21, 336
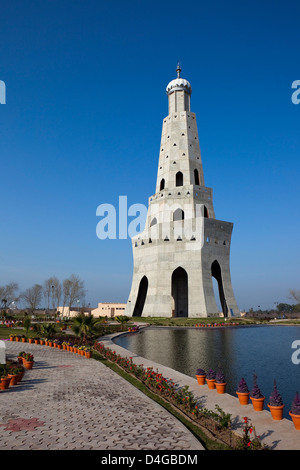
0, 342, 204, 451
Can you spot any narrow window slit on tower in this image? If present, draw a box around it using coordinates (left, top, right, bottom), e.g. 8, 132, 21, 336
194, 169, 200, 186
176, 171, 183, 186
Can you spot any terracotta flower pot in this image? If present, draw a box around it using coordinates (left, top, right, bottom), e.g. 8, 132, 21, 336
206, 378, 216, 389
236, 391, 250, 405
215, 382, 227, 394
250, 396, 265, 411
268, 404, 284, 420
34, 339, 39, 344
85, 351, 91, 358
16, 371, 24, 382
8, 374, 19, 385
22, 338, 26, 343
289, 412, 300, 430
23, 361, 34, 370
196, 374, 206, 385
40, 340, 44, 345
48, 342, 53, 347
15, 337, 20, 342
0, 377, 11, 390
29, 338, 34, 344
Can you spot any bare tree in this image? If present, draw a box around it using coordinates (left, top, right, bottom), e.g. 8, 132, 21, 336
0, 282, 20, 309
51, 277, 62, 312
21, 284, 43, 313
62, 274, 85, 318
290, 290, 300, 304
43, 276, 62, 312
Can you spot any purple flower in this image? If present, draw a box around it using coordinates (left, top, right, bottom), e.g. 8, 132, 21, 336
216, 367, 226, 384
269, 380, 283, 406
291, 391, 300, 415
250, 373, 264, 399
196, 368, 205, 376
206, 368, 216, 380
237, 377, 249, 393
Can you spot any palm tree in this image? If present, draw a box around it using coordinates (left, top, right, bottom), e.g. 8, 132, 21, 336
41, 323, 56, 339
115, 315, 130, 331
23, 315, 31, 336
71, 314, 102, 341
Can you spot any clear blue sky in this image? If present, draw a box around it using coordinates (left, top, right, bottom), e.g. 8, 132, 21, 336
0, 0, 299, 310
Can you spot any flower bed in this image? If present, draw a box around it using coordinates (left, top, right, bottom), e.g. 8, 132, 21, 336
93, 342, 266, 450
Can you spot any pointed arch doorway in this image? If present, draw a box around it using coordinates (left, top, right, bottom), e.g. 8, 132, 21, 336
211, 260, 228, 317
171, 267, 188, 317
132, 276, 148, 317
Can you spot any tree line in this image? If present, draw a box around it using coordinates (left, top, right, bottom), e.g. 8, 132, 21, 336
247, 290, 300, 317
0, 274, 86, 314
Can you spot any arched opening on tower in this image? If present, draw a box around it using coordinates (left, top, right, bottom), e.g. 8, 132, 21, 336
211, 260, 228, 318
160, 179, 165, 191
171, 267, 188, 317
204, 206, 209, 218
173, 208, 184, 221
132, 276, 148, 317
176, 171, 183, 187
194, 169, 200, 186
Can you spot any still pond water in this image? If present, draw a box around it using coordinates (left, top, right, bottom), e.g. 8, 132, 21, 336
114, 325, 300, 419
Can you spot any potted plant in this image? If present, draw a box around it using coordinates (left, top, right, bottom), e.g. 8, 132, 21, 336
0, 371, 11, 390
85, 347, 92, 358
236, 378, 250, 405
215, 366, 227, 394
206, 368, 216, 389
289, 391, 300, 430
34, 337, 40, 345
8, 367, 19, 385
195, 368, 206, 385
250, 373, 265, 411
23, 353, 34, 370
267, 380, 284, 420
18, 351, 26, 364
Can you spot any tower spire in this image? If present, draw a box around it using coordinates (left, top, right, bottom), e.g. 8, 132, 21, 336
176, 62, 181, 78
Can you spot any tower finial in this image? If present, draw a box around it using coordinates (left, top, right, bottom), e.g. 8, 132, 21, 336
176, 62, 181, 78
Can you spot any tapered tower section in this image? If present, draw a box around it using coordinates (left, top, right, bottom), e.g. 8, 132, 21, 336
124, 66, 239, 318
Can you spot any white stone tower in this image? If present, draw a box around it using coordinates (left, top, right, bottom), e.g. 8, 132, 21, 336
125, 65, 239, 318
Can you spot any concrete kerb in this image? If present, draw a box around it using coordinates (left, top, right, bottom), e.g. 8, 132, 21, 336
98, 326, 300, 451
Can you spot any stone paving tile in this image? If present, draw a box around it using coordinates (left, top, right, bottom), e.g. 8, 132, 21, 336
1, 341, 204, 451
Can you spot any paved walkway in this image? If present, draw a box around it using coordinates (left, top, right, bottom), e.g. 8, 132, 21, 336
102, 329, 300, 451
0, 340, 204, 451
2, 328, 300, 451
